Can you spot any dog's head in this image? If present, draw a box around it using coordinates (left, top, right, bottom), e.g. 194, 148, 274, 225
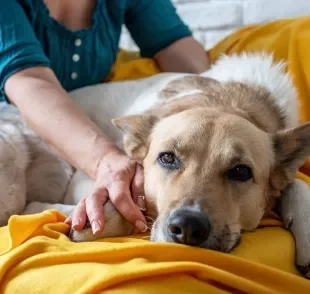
113, 98, 310, 253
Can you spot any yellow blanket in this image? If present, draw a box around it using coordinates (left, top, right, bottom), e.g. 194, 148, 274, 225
2, 16, 310, 293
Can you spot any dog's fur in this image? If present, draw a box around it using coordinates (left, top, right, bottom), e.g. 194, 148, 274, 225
1, 54, 310, 277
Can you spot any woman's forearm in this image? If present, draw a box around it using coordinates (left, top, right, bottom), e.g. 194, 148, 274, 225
155, 36, 209, 74
5, 66, 117, 179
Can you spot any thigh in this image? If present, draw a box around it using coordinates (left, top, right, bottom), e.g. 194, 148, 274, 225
0, 116, 29, 225
26, 139, 73, 204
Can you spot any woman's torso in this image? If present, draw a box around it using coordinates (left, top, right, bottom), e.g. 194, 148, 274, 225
19, 0, 126, 92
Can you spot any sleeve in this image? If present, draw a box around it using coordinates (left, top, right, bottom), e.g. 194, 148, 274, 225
0, 0, 50, 101
125, 0, 192, 57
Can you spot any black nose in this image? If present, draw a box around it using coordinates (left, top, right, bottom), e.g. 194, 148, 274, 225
167, 209, 211, 246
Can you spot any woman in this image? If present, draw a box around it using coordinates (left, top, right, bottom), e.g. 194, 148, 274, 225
1, 0, 209, 235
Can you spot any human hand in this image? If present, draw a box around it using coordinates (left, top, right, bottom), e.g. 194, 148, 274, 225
65, 149, 147, 234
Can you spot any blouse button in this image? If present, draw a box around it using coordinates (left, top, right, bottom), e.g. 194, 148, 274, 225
72, 54, 80, 62
75, 38, 82, 47
71, 72, 78, 80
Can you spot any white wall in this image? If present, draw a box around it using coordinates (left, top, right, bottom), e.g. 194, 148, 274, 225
120, 0, 310, 50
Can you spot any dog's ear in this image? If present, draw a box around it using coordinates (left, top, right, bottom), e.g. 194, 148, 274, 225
112, 115, 158, 162
270, 122, 310, 193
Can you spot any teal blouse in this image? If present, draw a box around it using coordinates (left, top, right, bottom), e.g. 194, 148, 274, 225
0, 0, 191, 101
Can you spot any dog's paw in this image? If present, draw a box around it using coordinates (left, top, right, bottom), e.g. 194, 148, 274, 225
280, 179, 310, 279
68, 216, 134, 242
294, 232, 310, 280
69, 226, 103, 242
296, 264, 310, 279
68, 220, 110, 242
68, 221, 96, 242
282, 214, 310, 280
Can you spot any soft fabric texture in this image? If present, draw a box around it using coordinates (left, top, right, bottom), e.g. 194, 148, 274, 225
0, 0, 191, 101
0, 211, 309, 293
2, 16, 310, 293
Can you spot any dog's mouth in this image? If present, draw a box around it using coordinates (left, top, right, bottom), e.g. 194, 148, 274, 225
149, 208, 241, 253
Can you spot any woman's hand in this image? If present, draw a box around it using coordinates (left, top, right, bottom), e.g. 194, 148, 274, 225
66, 148, 147, 234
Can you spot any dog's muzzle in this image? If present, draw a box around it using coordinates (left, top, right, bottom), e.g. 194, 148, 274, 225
167, 209, 211, 247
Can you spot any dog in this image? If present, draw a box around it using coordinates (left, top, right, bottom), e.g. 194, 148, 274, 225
1, 53, 310, 278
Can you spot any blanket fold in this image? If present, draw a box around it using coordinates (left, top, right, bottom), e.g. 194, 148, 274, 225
0, 211, 309, 293
2, 16, 310, 293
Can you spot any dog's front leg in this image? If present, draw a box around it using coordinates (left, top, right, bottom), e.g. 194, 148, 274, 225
280, 178, 310, 278
22, 201, 134, 242
69, 200, 134, 242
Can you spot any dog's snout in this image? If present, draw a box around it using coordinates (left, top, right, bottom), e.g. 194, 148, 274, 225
167, 209, 211, 246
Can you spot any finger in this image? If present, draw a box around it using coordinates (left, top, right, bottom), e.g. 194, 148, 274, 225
131, 164, 146, 211
71, 199, 87, 231
86, 186, 108, 234
108, 179, 147, 232
136, 196, 146, 212
64, 213, 73, 225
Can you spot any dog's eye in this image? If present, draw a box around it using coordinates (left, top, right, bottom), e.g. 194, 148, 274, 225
227, 164, 253, 182
158, 152, 180, 169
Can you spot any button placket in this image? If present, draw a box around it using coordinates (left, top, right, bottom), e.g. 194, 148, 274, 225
70, 38, 83, 81
72, 54, 80, 62
75, 38, 82, 47
71, 72, 78, 80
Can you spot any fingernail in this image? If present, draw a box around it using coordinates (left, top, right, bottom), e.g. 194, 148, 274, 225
91, 221, 101, 234
72, 218, 81, 229
137, 195, 146, 211
135, 220, 148, 233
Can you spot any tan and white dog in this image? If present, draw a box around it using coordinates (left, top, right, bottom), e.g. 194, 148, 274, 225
1, 54, 310, 277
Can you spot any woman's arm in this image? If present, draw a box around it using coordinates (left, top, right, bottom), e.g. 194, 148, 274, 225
5, 66, 112, 179
0, 0, 146, 234
154, 36, 209, 74
5, 67, 147, 233
125, 0, 210, 74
